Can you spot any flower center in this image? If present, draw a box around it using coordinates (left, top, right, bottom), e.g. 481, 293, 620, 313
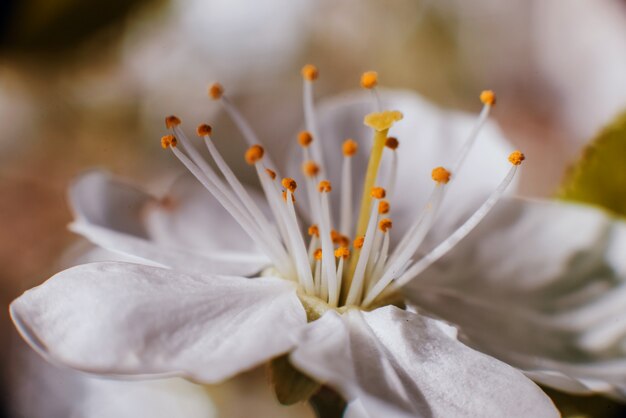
160, 66, 524, 310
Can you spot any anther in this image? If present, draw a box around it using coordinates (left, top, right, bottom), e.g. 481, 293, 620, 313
335, 246, 350, 259
301, 64, 319, 81
331, 230, 350, 247
302, 161, 320, 177
165, 115, 181, 129
480, 90, 496, 106
245, 145, 264, 165
360, 71, 378, 89
364, 110, 404, 131
431, 167, 451, 184
196, 124, 213, 137
281, 178, 298, 192
308, 224, 320, 237
318, 180, 332, 193
342, 139, 358, 157
265, 168, 276, 180
314, 248, 323, 261
161, 135, 177, 149
371, 187, 386, 199
508, 150, 525, 166
298, 131, 314, 147
378, 200, 390, 214
379, 218, 393, 233
354, 236, 365, 249
385, 137, 399, 150
209, 83, 224, 100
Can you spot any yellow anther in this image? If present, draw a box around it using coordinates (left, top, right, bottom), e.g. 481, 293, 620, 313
298, 131, 314, 147
431, 167, 451, 184
302, 161, 320, 178
308, 224, 320, 237
314, 248, 323, 261
282, 191, 296, 203
360, 71, 378, 89
364, 110, 403, 132
385, 137, 399, 150
160, 135, 177, 149
353, 236, 365, 249
331, 229, 350, 247
209, 83, 224, 100
282, 177, 298, 192
265, 168, 277, 180
196, 123, 213, 137
335, 246, 350, 259
480, 90, 496, 106
379, 218, 393, 233
378, 200, 390, 214
508, 150, 525, 166
301, 64, 319, 81
318, 180, 332, 193
165, 115, 181, 129
371, 187, 386, 199
342, 139, 358, 157
245, 145, 265, 165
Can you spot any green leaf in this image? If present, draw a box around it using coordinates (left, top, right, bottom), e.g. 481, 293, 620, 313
558, 111, 626, 217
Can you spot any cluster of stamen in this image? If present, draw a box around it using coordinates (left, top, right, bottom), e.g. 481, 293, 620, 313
160, 65, 524, 309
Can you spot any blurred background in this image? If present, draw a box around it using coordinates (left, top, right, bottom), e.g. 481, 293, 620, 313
1, 0, 625, 416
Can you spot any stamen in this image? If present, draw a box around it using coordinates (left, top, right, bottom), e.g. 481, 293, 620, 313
340, 139, 358, 236
334, 246, 350, 259
265, 168, 277, 180
371, 187, 386, 199
431, 166, 451, 184
301, 64, 326, 176
385, 137, 399, 150
314, 248, 323, 261
480, 90, 496, 106
383, 137, 399, 199
508, 150, 525, 165
378, 200, 390, 214
282, 186, 315, 293
208, 83, 224, 100
318, 180, 332, 193
361, 71, 381, 111
335, 247, 350, 295
331, 230, 350, 247
308, 224, 320, 237
302, 161, 320, 177
354, 236, 364, 249
317, 179, 340, 306
298, 131, 314, 148
364, 154, 523, 306
245, 145, 265, 165
379, 218, 392, 232
281, 177, 297, 193
165, 115, 182, 129
196, 123, 213, 136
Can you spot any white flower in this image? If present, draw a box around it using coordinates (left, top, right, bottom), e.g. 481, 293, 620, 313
11, 68, 565, 417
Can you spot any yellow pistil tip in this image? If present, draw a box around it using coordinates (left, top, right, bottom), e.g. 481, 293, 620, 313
353, 236, 365, 249
308, 224, 319, 237
331, 230, 350, 247
508, 150, 525, 166
301, 64, 319, 81
298, 131, 313, 147
480, 90, 496, 106
302, 161, 320, 178
364, 110, 403, 132
431, 167, 451, 184
335, 246, 350, 259
385, 137, 399, 150
318, 180, 332, 193
378, 200, 390, 214
196, 123, 212, 137
244, 145, 264, 165
314, 248, 323, 261
165, 115, 181, 129
281, 177, 297, 192
379, 218, 393, 233
160, 135, 177, 149
209, 83, 224, 100
265, 168, 276, 180
360, 71, 378, 89
371, 187, 386, 199
342, 139, 358, 157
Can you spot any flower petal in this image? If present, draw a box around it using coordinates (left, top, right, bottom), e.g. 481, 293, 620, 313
11, 262, 306, 383
406, 197, 626, 396
69, 171, 270, 276
291, 306, 557, 418
286, 90, 515, 241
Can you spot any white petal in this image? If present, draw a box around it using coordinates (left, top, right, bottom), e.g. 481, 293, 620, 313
69, 171, 270, 276
11, 262, 306, 383
291, 306, 557, 418
286, 89, 515, 240
406, 197, 626, 396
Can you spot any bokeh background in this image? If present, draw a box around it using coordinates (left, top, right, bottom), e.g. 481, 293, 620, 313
1, 0, 626, 416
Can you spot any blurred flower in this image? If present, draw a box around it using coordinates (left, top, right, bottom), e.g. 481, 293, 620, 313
9, 78, 561, 416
